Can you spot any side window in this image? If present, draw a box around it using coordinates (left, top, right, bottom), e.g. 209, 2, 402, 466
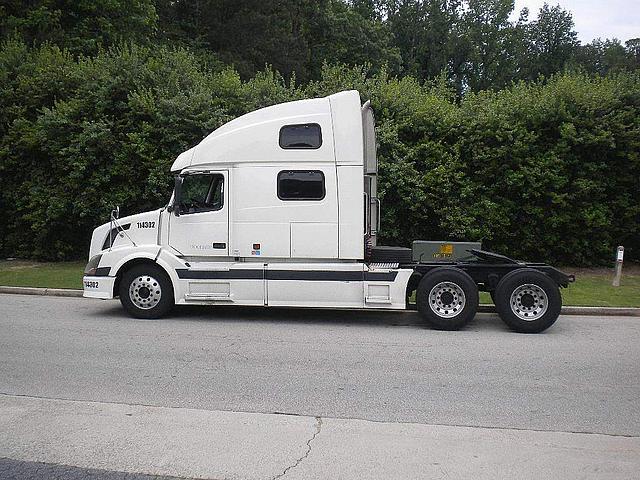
279, 123, 322, 149
278, 170, 325, 201
179, 174, 224, 214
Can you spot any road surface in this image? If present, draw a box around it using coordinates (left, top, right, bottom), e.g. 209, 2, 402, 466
1, 294, 639, 479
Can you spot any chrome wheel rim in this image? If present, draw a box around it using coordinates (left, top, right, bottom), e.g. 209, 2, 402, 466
510, 284, 548, 321
429, 282, 466, 318
129, 275, 162, 310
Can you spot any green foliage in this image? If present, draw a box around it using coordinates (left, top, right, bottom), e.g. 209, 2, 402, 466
154, 0, 399, 83
453, 73, 640, 264
0, 0, 158, 55
3, 1, 639, 90
0, 41, 254, 259
575, 38, 639, 76
0, 0, 638, 268
520, 3, 580, 80
0, 40, 638, 265
369, 68, 640, 265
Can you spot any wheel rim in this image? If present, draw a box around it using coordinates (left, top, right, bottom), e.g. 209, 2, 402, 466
510, 283, 548, 321
429, 282, 466, 318
129, 275, 162, 310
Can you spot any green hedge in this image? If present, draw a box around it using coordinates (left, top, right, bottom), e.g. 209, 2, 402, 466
0, 42, 638, 265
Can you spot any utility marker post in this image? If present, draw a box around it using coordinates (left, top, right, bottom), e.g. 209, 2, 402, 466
612, 246, 624, 287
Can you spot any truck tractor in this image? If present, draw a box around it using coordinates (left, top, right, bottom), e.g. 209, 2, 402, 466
83, 90, 574, 333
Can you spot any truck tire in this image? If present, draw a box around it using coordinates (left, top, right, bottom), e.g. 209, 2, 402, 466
416, 267, 479, 330
119, 264, 174, 319
494, 268, 561, 333
370, 246, 412, 264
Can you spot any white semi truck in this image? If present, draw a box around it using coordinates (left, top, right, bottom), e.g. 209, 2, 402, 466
83, 90, 574, 333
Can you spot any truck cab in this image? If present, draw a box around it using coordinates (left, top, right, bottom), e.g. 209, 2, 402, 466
83, 90, 573, 333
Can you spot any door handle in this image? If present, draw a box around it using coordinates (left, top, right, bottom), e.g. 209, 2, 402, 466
212, 243, 226, 249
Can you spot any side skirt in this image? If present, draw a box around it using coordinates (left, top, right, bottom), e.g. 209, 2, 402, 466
172, 263, 412, 310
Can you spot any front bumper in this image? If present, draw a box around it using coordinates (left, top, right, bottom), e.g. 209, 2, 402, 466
83, 275, 116, 299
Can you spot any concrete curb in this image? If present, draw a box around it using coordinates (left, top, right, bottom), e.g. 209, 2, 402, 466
0, 286, 638, 316
479, 304, 640, 316
0, 286, 84, 297
559, 306, 640, 317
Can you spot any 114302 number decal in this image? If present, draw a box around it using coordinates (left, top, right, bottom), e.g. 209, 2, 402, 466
84, 281, 99, 289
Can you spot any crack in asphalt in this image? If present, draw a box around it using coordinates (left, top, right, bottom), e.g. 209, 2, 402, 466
271, 416, 322, 480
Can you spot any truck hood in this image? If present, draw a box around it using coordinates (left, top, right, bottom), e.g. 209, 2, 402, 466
88, 209, 163, 259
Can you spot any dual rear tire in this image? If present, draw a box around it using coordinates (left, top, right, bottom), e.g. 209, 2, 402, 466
416, 267, 561, 333
416, 267, 479, 330
493, 268, 561, 333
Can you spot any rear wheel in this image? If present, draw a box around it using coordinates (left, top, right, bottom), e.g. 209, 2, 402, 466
416, 267, 479, 330
494, 268, 561, 333
119, 264, 174, 319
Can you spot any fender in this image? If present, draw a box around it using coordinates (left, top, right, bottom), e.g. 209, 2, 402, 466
100, 246, 185, 300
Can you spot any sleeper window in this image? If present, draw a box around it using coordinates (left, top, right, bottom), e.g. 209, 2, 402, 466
179, 174, 224, 214
279, 124, 322, 149
278, 170, 325, 200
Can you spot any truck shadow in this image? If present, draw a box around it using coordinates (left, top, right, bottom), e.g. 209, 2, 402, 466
93, 301, 565, 334
175, 304, 424, 327
94, 300, 573, 333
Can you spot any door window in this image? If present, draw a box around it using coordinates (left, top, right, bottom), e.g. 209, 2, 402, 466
179, 174, 224, 214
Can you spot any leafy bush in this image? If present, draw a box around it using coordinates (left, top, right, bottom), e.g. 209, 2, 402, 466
0, 41, 638, 265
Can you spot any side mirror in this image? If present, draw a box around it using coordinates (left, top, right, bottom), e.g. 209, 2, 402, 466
171, 176, 183, 216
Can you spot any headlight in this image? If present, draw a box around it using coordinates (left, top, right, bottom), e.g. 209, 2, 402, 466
84, 254, 103, 275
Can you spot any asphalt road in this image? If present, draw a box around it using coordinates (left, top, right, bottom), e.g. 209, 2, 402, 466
1, 294, 639, 479
2, 293, 639, 435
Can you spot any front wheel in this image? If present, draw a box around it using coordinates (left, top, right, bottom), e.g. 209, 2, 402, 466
119, 264, 174, 319
494, 268, 561, 333
416, 267, 479, 330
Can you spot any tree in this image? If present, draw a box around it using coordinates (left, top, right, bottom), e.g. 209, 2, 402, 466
625, 38, 640, 68
384, 0, 462, 81
0, 0, 158, 55
457, 0, 517, 91
627, 39, 640, 56
348, 0, 386, 19
308, 0, 401, 79
521, 3, 578, 79
156, 0, 399, 82
576, 38, 631, 75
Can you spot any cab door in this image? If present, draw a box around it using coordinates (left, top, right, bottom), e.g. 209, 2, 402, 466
169, 171, 229, 256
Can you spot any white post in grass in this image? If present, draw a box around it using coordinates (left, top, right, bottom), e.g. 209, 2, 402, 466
612, 246, 624, 287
